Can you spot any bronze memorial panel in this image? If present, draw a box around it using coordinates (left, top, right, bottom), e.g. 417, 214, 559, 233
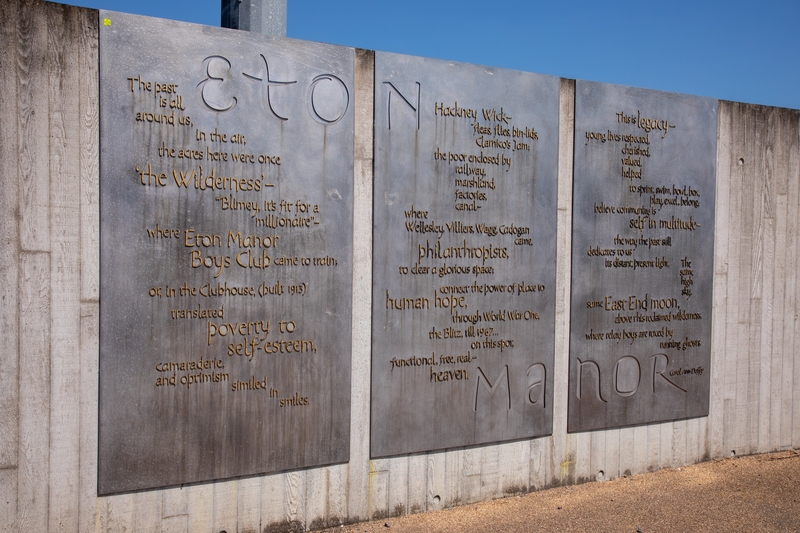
371, 52, 559, 457
568, 81, 717, 432
98, 11, 353, 493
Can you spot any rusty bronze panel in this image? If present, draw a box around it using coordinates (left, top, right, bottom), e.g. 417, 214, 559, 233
371, 52, 559, 457
568, 81, 717, 432
98, 11, 353, 494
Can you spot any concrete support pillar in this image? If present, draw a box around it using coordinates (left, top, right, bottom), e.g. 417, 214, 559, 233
221, 0, 286, 36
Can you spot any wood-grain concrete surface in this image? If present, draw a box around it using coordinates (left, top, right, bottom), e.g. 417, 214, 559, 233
1, 0, 798, 530
323, 449, 800, 533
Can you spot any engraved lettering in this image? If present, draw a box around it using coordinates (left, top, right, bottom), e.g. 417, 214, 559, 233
650, 353, 687, 393
196, 56, 237, 112
474, 366, 511, 411
383, 81, 420, 129
576, 358, 606, 403
307, 74, 349, 125
242, 54, 297, 120
613, 356, 640, 397
526, 363, 546, 407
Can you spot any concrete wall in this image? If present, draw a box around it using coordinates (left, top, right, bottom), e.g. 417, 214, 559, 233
1, 1, 798, 531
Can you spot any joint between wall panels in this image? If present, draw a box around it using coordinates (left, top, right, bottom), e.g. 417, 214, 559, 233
349, 46, 375, 523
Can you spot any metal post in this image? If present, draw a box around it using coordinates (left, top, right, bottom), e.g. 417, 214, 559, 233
221, 0, 287, 37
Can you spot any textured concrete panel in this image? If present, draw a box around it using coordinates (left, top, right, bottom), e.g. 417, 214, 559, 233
371, 52, 559, 457
98, 11, 353, 494
568, 81, 717, 432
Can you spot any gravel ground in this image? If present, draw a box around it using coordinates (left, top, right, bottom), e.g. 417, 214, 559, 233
321, 449, 800, 533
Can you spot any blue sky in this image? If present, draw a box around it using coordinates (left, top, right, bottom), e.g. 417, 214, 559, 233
58, 0, 799, 109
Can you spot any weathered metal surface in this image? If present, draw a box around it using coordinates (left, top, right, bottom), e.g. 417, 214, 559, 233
568, 81, 717, 432
98, 11, 353, 494
371, 52, 559, 457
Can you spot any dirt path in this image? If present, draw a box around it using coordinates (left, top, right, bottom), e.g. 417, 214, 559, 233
322, 450, 800, 532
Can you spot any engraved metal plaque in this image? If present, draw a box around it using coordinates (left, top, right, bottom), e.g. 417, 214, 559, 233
98, 11, 353, 494
568, 81, 717, 432
371, 52, 559, 457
